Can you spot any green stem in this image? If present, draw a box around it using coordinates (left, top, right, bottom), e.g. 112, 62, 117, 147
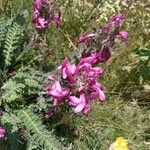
58, 27, 78, 50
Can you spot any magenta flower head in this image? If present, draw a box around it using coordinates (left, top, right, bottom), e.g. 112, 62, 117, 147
32, 0, 61, 30
103, 14, 125, 32
118, 31, 129, 41
0, 127, 6, 138
33, 0, 42, 11
78, 33, 97, 44
32, 12, 49, 29
46, 56, 106, 115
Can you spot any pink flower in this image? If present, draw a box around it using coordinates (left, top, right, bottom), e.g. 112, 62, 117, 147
33, 0, 48, 29
0, 127, 6, 138
78, 33, 97, 43
77, 53, 97, 68
34, 17, 49, 29
46, 56, 106, 114
44, 13, 129, 116
118, 31, 129, 41
69, 94, 90, 115
82, 102, 90, 116
47, 81, 70, 98
58, 58, 76, 83
91, 82, 106, 102
38, 17, 48, 28
32, 10, 49, 29
33, 0, 43, 11
33, 0, 61, 30
103, 14, 124, 32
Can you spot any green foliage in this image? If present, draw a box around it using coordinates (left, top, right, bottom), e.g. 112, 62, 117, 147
0, 16, 8, 69
134, 48, 150, 82
1, 107, 61, 150
3, 22, 23, 66
74, 99, 150, 150
0, 11, 28, 70
0, 0, 149, 149
1, 79, 25, 104
1, 69, 41, 105
0, 17, 7, 46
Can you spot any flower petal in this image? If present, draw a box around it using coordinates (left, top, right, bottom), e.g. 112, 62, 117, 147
69, 96, 82, 105
53, 81, 62, 92
97, 88, 106, 101
73, 103, 85, 113
83, 103, 90, 116
69, 64, 76, 74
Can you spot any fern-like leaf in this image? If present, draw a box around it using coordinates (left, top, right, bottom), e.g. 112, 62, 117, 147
1, 108, 62, 150
0, 17, 8, 69
1, 112, 24, 150
1, 69, 41, 104
0, 17, 7, 46
1, 79, 25, 104
3, 22, 22, 66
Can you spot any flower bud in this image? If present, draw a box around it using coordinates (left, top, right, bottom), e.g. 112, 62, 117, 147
118, 31, 129, 41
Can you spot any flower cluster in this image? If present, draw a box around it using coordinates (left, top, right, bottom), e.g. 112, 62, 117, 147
77, 14, 129, 63
46, 14, 129, 116
47, 57, 105, 116
102, 14, 128, 41
32, 0, 61, 29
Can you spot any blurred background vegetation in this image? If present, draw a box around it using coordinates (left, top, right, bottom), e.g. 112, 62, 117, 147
0, 0, 149, 149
